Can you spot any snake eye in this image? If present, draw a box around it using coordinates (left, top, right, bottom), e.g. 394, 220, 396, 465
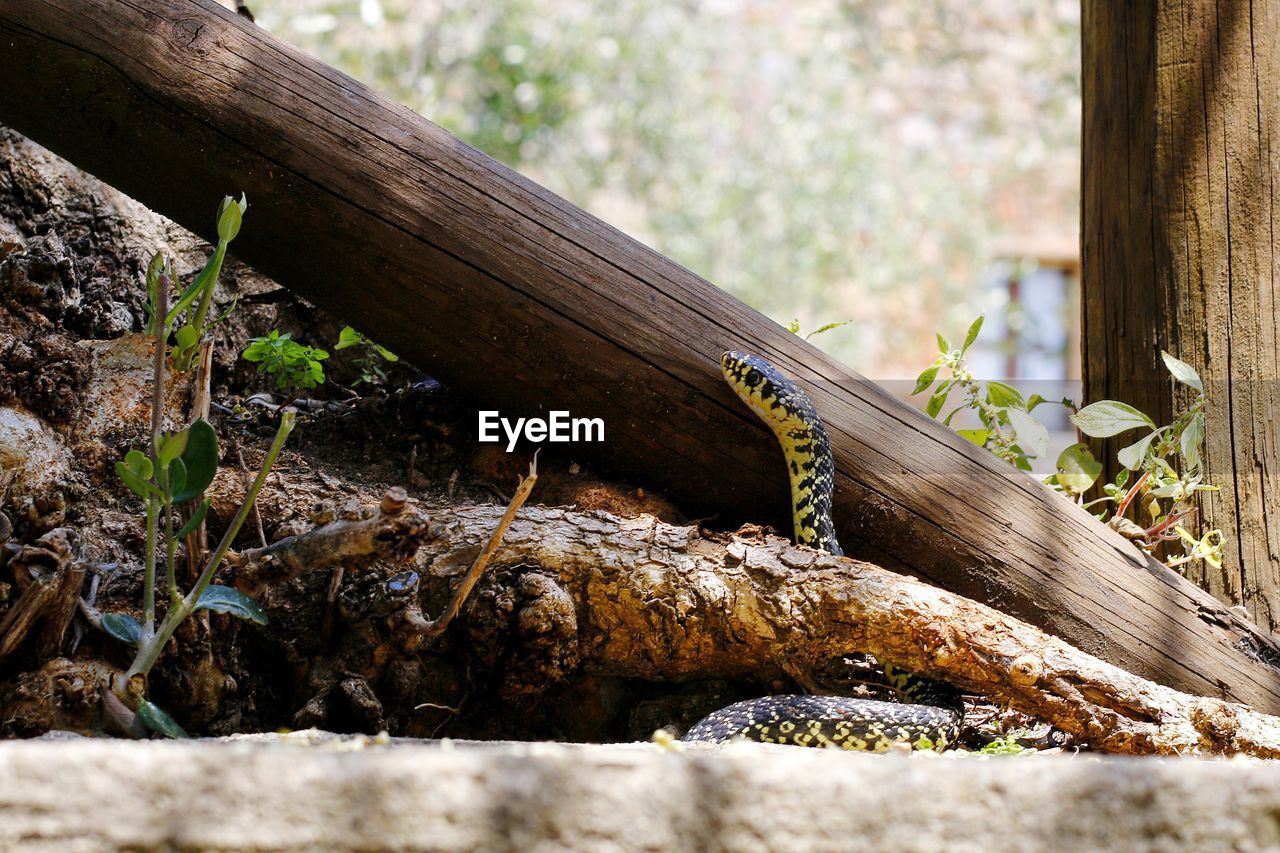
745, 368, 762, 386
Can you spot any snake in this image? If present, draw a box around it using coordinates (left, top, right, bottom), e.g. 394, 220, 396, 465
680, 351, 963, 751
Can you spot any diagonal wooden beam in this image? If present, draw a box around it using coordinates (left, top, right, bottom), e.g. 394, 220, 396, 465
3, 0, 1279, 711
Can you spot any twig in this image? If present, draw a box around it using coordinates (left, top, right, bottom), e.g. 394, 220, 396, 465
232, 439, 269, 549
142, 269, 169, 639
412, 456, 538, 641
1114, 470, 1151, 520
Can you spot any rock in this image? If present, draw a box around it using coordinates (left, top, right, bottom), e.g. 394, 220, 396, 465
0, 736, 1276, 851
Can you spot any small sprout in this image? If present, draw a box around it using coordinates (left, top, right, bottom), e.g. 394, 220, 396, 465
335, 325, 400, 386
105, 195, 290, 738
979, 736, 1028, 755
243, 330, 329, 394
785, 319, 851, 341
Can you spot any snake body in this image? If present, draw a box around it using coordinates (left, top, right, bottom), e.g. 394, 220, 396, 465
681, 351, 962, 751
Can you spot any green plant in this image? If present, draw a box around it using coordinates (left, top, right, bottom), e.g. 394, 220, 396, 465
334, 325, 400, 386
912, 315, 1074, 472
148, 194, 248, 371
102, 195, 293, 738
786, 319, 851, 341
914, 316, 1222, 571
242, 330, 329, 398
978, 735, 1029, 755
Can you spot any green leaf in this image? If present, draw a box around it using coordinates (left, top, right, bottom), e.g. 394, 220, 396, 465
957, 428, 989, 446
174, 323, 200, 352
167, 457, 187, 501
115, 462, 158, 499
1117, 429, 1162, 471
1006, 407, 1049, 459
376, 345, 399, 362
1161, 351, 1204, 392
785, 319, 801, 334
1026, 393, 1046, 411
137, 699, 189, 739
1181, 411, 1205, 470
173, 419, 219, 503
805, 321, 850, 340
1055, 444, 1102, 495
217, 193, 248, 242
1071, 400, 1157, 438
155, 429, 189, 468
936, 332, 950, 354
1115, 468, 1130, 489
926, 388, 949, 418
176, 499, 212, 540
961, 314, 984, 353
912, 365, 940, 396
336, 326, 363, 350
195, 585, 267, 625
101, 612, 143, 647
124, 449, 153, 480
986, 381, 1025, 409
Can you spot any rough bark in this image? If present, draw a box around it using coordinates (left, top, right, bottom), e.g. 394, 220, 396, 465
414, 506, 1280, 757
1082, 2, 1280, 630
4, 0, 1280, 711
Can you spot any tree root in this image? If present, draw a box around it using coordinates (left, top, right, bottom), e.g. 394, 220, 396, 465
0, 527, 82, 664
420, 505, 1280, 757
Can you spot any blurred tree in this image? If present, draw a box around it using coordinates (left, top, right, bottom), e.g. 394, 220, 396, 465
260, 0, 1079, 373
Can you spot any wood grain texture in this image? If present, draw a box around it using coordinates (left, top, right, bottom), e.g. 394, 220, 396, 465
4, 0, 1280, 711
1082, 1, 1280, 631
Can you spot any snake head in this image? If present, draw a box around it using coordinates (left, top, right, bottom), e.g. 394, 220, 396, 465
720, 351, 820, 432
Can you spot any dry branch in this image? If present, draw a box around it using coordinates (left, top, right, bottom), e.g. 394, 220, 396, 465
425, 505, 1280, 757
227, 488, 444, 595
403, 459, 538, 644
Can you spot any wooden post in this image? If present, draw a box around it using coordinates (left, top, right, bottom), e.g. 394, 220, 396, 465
3, 0, 1280, 710
1082, 1, 1280, 631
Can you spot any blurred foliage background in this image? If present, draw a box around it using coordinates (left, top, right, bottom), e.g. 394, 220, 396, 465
253, 0, 1080, 378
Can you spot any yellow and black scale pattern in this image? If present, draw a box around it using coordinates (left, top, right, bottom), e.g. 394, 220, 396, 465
681, 352, 963, 751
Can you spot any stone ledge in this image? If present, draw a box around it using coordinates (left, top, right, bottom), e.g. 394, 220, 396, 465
0, 736, 1277, 851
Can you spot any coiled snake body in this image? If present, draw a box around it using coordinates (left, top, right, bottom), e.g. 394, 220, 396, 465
681, 351, 962, 751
